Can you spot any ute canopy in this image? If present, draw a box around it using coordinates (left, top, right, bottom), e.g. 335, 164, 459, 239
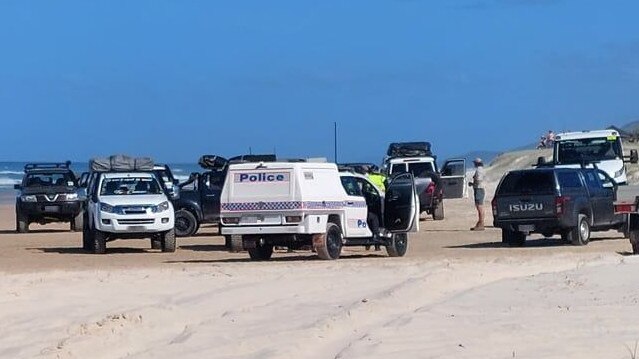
90, 155, 154, 172
387, 142, 432, 158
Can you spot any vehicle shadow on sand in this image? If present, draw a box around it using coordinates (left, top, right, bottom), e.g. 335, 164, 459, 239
165, 253, 387, 264
29, 247, 149, 254
179, 244, 228, 252
447, 236, 623, 249
0, 229, 72, 235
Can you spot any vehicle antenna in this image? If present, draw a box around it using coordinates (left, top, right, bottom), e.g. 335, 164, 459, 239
334, 122, 338, 163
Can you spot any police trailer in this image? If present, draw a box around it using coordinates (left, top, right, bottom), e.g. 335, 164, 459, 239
219, 161, 420, 260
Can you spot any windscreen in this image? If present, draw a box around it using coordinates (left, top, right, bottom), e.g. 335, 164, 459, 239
555, 137, 622, 164
100, 177, 162, 196
391, 162, 435, 178
497, 171, 556, 195
25, 172, 75, 187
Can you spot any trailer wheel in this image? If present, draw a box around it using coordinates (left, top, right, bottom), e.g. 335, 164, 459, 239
386, 233, 408, 257
313, 223, 343, 260
630, 230, 639, 255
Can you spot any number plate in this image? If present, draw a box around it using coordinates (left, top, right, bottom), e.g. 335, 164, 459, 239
44, 206, 60, 212
518, 225, 535, 232
127, 226, 146, 232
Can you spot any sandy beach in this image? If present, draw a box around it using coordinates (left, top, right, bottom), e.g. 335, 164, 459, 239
1, 196, 639, 359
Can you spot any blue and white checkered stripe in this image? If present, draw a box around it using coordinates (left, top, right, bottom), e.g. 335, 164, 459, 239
221, 200, 367, 212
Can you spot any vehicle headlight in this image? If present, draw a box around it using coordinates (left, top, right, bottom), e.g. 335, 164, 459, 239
152, 201, 170, 213
614, 167, 625, 178
21, 195, 37, 202
65, 193, 78, 200
100, 203, 115, 213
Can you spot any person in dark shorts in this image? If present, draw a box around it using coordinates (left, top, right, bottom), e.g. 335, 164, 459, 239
468, 158, 486, 231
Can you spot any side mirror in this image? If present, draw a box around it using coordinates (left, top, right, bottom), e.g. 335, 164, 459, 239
536, 156, 546, 167
13, 184, 21, 190
631, 149, 638, 164
168, 186, 180, 200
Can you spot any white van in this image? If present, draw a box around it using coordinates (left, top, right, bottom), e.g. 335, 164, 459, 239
553, 130, 637, 185
219, 161, 419, 260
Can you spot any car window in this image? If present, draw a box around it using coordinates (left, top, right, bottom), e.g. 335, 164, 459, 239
340, 176, 363, 197
408, 162, 435, 178
498, 171, 556, 195
442, 162, 464, 176
100, 177, 162, 196
361, 179, 380, 198
24, 172, 75, 187
557, 171, 584, 189
597, 171, 615, 188
390, 164, 406, 175
584, 171, 601, 190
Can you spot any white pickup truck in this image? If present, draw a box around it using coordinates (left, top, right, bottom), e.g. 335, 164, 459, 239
83, 156, 176, 254
219, 161, 419, 260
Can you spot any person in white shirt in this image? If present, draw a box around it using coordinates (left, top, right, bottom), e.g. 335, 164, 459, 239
468, 158, 486, 231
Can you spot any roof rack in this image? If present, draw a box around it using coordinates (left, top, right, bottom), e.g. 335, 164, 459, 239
24, 162, 71, 171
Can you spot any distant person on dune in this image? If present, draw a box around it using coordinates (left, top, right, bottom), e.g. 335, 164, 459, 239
468, 158, 485, 231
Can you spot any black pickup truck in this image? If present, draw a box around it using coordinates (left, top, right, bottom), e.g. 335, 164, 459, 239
173, 154, 277, 237
492, 167, 625, 246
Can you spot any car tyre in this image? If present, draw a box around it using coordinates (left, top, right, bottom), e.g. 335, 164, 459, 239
313, 222, 343, 260
501, 229, 525, 247
432, 203, 444, 221
161, 229, 177, 253
630, 230, 639, 255
82, 224, 94, 251
386, 233, 408, 257
248, 242, 274, 261
566, 214, 590, 246
175, 209, 198, 237
92, 230, 107, 254
16, 211, 29, 233
71, 212, 83, 232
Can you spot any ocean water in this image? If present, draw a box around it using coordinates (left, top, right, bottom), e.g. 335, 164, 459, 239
0, 162, 200, 204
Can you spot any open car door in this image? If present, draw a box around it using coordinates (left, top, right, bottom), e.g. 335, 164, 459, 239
440, 159, 466, 199
198, 155, 229, 171
384, 173, 419, 233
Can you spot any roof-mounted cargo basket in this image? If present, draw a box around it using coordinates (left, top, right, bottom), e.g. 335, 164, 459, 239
90, 155, 154, 172
24, 161, 72, 171
386, 142, 432, 158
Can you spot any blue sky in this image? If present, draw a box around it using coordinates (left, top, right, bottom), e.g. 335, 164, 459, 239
0, 0, 638, 163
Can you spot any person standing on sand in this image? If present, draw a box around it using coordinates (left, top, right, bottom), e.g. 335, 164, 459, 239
469, 158, 485, 231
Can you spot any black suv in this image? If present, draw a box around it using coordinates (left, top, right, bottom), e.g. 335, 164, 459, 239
492, 167, 624, 246
14, 162, 83, 233
173, 154, 276, 237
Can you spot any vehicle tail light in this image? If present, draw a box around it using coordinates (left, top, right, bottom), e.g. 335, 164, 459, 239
491, 198, 497, 216
426, 182, 436, 194
555, 196, 570, 216
285, 215, 302, 223
615, 203, 635, 214
223, 217, 240, 225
